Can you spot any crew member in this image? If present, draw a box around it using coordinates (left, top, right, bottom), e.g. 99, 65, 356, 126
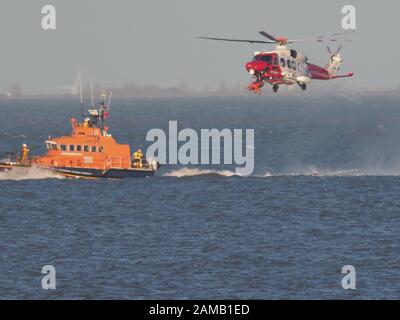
21, 144, 30, 162
133, 149, 143, 168
83, 117, 90, 128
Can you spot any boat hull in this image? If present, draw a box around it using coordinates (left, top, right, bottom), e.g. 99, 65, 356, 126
0, 162, 155, 179
51, 166, 155, 179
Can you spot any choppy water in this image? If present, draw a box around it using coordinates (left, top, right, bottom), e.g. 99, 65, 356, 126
1, 95, 400, 299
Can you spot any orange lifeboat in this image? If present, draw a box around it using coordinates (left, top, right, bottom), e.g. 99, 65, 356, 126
0, 94, 159, 179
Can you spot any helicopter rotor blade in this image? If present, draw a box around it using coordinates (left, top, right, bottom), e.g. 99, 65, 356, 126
284, 31, 355, 44
332, 30, 355, 36
197, 30, 354, 46
196, 36, 275, 44
258, 31, 279, 42
335, 44, 343, 55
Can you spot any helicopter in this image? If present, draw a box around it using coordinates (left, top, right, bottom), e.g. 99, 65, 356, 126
198, 31, 354, 94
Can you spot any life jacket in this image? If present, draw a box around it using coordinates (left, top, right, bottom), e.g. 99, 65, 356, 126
134, 151, 143, 160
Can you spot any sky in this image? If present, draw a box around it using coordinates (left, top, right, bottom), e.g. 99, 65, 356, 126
0, 0, 398, 94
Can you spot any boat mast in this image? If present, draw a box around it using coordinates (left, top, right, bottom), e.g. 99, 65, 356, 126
79, 72, 84, 119
90, 80, 94, 109
108, 91, 112, 106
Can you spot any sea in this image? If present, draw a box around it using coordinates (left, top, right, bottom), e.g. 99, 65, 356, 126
0, 94, 400, 299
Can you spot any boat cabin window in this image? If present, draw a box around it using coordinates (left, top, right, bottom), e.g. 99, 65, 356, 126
91, 146, 97, 153
99, 146, 104, 153
76, 145, 82, 152
84, 145, 89, 152
69, 145, 75, 152
280, 58, 286, 67
60, 144, 67, 151
51, 144, 58, 151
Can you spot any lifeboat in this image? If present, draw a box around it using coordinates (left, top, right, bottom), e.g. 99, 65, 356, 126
0, 94, 159, 179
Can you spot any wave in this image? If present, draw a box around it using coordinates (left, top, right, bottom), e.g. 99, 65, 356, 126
162, 167, 367, 178
163, 168, 239, 177
0, 166, 64, 181
280, 166, 364, 177
162, 166, 389, 178
261, 166, 400, 177
11, 134, 26, 139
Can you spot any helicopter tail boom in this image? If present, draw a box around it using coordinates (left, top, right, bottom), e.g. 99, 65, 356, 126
330, 72, 354, 79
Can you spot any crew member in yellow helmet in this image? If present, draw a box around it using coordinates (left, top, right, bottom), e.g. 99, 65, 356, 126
133, 149, 143, 168
21, 144, 30, 162
83, 117, 90, 128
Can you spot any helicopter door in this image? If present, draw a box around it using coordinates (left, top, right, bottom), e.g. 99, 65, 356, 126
285, 59, 294, 80
298, 62, 305, 75
280, 57, 286, 69
271, 55, 280, 75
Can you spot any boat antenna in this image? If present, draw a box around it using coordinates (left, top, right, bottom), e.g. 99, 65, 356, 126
90, 80, 94, 109
108, 91, 112, 107
79, 72, 84, 118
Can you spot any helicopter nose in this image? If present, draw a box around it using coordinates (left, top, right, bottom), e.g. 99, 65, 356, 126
245, 62, 256, 74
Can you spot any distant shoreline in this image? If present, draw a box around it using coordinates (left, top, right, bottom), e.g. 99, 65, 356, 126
1, 89, 399, 100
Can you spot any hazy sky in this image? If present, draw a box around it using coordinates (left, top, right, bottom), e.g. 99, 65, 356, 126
0, 0, 398, 94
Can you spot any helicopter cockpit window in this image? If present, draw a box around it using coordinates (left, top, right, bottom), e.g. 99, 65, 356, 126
298, 63, 303, 72
287, 60, 292, 69
292, 61, 297, 70
280, 58, 286, 67
259, 55, 273, 64
273, 56, 279, 66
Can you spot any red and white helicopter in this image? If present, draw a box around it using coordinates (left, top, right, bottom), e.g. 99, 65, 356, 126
198, 31, 354, 94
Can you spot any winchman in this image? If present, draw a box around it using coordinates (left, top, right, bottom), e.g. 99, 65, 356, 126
83, 117, 90, 128
133, 149, 143, 168
21, 144, 30, 163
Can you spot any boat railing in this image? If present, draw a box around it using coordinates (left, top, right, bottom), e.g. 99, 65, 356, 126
110, 157, 132, 169
47, 156, 151, 170
0, 152, 19, 163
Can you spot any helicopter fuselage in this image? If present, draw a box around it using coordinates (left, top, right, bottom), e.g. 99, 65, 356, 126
244, 45, 353, 93
197, 30, 354, 94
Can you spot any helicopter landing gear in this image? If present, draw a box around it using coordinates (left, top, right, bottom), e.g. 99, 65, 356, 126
247, 81, 264, 95
299, 83, 307, 91
273, 84, 279, 93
